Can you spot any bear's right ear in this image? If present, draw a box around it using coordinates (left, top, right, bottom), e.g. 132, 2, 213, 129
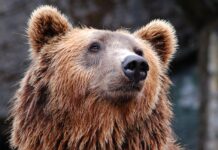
28, 5, 72, 54
134, 20, 177, 68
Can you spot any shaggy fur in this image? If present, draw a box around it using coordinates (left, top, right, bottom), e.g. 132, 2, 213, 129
10, 5, 180, 150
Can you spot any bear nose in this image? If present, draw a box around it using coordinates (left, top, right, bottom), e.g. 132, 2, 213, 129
122, 55, 149, 83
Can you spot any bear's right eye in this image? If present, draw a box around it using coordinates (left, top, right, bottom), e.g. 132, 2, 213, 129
88, 42, 101, 53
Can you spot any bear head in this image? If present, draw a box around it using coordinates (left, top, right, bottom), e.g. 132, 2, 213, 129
11, 5, 178, 149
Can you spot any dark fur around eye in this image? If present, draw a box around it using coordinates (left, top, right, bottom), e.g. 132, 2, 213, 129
88, 42, 101, 53
134, 48, 143, 56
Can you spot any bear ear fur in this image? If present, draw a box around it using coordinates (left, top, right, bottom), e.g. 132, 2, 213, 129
134, 20, 177, 67
27, 5, 71, 54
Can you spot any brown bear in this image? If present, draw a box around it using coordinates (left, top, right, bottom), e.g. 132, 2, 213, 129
10, 5, 180, 150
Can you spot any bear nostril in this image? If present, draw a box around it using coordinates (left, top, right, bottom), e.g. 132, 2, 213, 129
122, 55, 149, 83
140, 61, 149, 72
125, 60, 137, 71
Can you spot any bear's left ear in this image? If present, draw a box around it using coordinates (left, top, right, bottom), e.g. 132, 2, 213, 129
28, 5, 72, 55
134, 20, 177, 68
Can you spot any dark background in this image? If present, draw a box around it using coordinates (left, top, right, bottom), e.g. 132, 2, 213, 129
1, 0, 218, 149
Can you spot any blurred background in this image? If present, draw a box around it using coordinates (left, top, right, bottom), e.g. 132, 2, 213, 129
0, 0, 218, 149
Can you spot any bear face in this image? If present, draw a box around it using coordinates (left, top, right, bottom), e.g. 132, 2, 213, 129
48, 29, 161, 106
11, 5, 178, 150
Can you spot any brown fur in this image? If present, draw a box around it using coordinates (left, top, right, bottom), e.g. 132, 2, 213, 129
10, 5, 180, 150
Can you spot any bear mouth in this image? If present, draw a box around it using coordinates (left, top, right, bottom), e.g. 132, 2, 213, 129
108, 83, 142, 92
103, 82, 143, 102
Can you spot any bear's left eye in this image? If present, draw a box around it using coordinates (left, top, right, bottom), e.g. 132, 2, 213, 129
88, 42, 101, 53
134, 48, 144, 56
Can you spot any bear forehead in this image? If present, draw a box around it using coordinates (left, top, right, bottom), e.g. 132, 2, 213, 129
68, 28, 145, 48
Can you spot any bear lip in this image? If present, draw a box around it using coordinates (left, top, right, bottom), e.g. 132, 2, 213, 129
108, 82, 143, 93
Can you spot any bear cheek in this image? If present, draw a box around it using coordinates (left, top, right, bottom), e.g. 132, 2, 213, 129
141, 51, 162, 107
49, 60, 91, 104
